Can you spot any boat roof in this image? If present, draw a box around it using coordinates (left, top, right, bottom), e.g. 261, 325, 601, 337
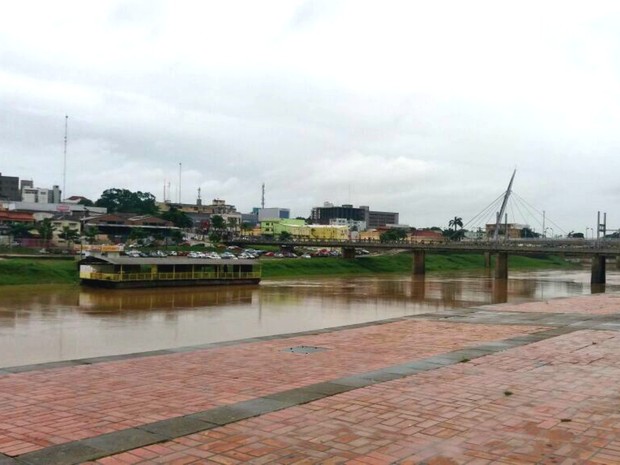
79, 256, 258, 266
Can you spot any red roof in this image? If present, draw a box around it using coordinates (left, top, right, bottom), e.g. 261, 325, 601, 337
0, 211, 35, 223
413, 230, 443, 238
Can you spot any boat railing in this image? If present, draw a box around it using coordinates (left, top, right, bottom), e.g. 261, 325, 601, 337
81, 271, 261, 282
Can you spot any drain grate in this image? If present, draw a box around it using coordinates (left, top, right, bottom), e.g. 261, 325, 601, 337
284, 345, 328, 354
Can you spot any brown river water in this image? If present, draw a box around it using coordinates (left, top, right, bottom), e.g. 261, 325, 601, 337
1, 269, 618, 368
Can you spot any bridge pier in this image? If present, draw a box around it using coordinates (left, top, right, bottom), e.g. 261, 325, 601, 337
616, 256, 620, 270
342, 247, 356, 259
591, 254, 606, 284
413, 250, 425, 275
492, 279, 508, 304
412, 275, 426, 299
484, 252, 491, 268
494, 252, 508, 280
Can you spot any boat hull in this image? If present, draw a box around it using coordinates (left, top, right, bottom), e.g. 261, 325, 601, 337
80, 278, 261, 289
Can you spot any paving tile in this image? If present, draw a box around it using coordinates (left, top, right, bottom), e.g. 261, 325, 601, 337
17, 443, 104, 465
137, 417, 218, 439
81, 428, 167, 454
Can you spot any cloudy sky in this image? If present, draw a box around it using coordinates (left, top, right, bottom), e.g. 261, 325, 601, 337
2, 0, 620, 234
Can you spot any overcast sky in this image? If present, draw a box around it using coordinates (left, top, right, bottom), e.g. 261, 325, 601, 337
2, 0, 620, 234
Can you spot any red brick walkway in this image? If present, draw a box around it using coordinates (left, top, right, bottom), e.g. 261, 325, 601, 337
0, 320, 541, 457
484, 293, 620, 314
90, 329, 620, 465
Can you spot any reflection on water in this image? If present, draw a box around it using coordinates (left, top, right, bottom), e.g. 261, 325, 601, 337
0, 269, 618, 367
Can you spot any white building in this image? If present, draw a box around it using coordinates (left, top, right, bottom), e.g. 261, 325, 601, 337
21, 185, 62, 204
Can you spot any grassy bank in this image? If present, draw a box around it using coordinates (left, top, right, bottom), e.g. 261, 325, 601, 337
261, 252, 574, 278
0, 253, 575, 286
0, 259, 79, 286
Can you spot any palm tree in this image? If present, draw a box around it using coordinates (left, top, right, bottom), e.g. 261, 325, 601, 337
448, 216, 464, 242
448, 216, 463, 232
36, 218, 54, 249
226, 217, 238, 237
59, 226, 80, 251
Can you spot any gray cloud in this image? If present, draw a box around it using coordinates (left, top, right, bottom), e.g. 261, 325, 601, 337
2, 1, 620, 233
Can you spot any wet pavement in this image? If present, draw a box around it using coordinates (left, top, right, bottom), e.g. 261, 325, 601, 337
2, 294, 620, 464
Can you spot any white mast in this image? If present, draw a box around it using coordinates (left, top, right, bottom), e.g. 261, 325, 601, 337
178, 163, 182, 204
493, 169, 516, 241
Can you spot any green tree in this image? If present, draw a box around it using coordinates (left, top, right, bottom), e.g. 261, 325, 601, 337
448, 216, 463, 232
210, 215, 226, 232
240, 222, 254, 236
84, 226, 98, 244
451, 229, 466, 241
208, 231, 222, 243
227, 217, 238, 235
520, 228, 540, 238
59, 225, 79, 241
160, 206, 193, 229
8, 222, 33, 239
78, 198, 95, 207
448, 216, 465, 241
168, 229, 184, 244
380, 228, 407, 242
279, 231, 292, 241
36, 218, 54, 248
95, 188, 158, 214
128, 227, 147, 243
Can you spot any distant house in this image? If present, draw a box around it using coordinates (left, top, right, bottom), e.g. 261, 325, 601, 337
49, 214, 83, 245
64, 196, 91, 204
0, 209, 36, 245
83, 213, 177, 242
485, 223, 528, 239
0, 209, 35, 225
411, 230, 445, 243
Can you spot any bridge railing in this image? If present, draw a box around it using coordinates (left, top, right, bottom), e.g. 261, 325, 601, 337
225, 236, 620, 254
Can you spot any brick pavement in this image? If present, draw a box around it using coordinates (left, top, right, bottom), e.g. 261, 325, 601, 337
483, 293, 620, 315
1, 293, 620, 464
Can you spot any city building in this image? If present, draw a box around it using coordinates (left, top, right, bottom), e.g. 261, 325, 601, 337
485, 223, 529, 239
158, 198, 242, 229
0, 173, 20, 201
1, 201, 106, 216
329, 218, 366, 231
260, 219, 349, 240
21, 186, 62, 204
311, 202, 398, 230
368, 210, 400, 229
0, 173, 64, 203
83, 213, 177, 243
255, 207, 290, 222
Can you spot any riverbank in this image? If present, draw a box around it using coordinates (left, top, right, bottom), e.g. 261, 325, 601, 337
0, 253, 575, 286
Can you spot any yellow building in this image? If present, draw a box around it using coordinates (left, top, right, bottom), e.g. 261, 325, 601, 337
260, 219, 349, 240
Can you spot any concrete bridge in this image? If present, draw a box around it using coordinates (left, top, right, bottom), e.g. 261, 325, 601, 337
226, 238, 620, 284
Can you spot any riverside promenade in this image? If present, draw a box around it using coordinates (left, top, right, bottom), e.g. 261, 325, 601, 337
2, 294, 620, 464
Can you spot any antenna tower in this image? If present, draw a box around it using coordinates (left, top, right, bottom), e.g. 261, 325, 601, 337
261, 183, 265, 209
178, 163, 182, 204
62, 115, 68, 201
